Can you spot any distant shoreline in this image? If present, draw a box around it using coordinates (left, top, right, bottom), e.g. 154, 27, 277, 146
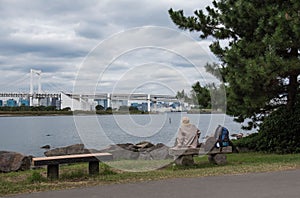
0, 111, 73, 117
0, 109, 224, 117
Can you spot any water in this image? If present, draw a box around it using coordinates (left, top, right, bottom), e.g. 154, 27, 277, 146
0, 113, 254, 157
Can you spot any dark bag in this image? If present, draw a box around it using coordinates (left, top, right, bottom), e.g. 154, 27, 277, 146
216, 127, 230, 147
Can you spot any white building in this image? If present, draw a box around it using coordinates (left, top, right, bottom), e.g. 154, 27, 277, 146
61, 93, 97, 111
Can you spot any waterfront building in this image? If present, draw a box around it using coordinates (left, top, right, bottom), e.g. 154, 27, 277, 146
40, 98, 50, 107
6, 99, 17, 107
19, 98, 30, 106
51, 97, 61, 109
111, 100, 128, 110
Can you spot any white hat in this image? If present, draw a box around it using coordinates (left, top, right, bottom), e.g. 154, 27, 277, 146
182, 117, 190, 125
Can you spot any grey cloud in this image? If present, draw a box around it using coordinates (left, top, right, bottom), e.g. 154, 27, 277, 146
0, 0, 215, 93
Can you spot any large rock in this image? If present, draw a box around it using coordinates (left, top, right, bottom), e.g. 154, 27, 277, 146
43, 142, 171, 161
44, 144, 86, 156
208, 153, 227, 165
0, 151, 31, 173
149, 145, 172, 160
100, 142, 171, 160
101, 145, 139, 160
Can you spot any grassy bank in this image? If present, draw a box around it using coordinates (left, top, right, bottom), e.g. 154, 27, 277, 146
1, 152, 300, 196
0, 110, 147, 116
0, 111, 73, 116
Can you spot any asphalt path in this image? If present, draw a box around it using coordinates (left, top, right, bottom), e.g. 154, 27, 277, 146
5, 169, 300, 198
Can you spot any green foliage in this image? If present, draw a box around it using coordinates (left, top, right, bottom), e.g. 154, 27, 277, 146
176, 89, 193, 104
234, 98, 300, 153
95, 105, 104, 111
169, 0, 300, 153
233, 133, 261, 151
60, 169, 87, 180
27, 171, 47, 183
129, 106, 138, 111
169, 1, 300, 128
0, 105, 59, 111
191, 81, 211, 108
2, 154, 300, 196
256, 103, 300, 153
105, 107, 112, 114
100, 163, 117, 175
61, 107, 71, 111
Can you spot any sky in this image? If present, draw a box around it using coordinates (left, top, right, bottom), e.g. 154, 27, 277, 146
0, 0, 220, 96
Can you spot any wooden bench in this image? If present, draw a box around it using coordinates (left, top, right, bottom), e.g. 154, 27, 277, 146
169, 146, 232, 166
32, 153, 113, 179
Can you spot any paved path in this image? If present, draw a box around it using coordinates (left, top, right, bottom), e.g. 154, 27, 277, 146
6, 169, 300, 198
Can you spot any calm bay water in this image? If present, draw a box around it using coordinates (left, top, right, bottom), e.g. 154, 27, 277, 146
0, 113, 253, 157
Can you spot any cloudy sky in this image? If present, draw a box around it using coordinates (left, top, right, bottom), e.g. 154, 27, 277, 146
0, 0, 220, 95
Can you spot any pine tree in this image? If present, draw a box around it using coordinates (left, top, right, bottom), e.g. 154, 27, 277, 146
169, 0, 300, 129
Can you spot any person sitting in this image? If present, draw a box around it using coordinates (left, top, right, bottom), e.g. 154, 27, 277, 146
174, 117, 200, 148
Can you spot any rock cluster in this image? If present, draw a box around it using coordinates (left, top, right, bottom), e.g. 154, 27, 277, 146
0, 151, 32, 173
44, 144, 89, 156
100, 141, 172, 160
44, 142, 172, 160
0, 142, 172, 173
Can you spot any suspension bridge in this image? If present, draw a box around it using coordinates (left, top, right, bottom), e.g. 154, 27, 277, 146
0, 69, 179, 112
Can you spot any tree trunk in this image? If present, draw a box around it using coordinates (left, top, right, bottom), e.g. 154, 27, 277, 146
286, 47, 299, 111
287, 72, 298, 111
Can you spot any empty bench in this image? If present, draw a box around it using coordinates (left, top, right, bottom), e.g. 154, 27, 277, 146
32, 153, 113, 179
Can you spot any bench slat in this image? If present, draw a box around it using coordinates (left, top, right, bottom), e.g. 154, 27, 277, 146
169, 146, 232, 156
32, 153, 113, 166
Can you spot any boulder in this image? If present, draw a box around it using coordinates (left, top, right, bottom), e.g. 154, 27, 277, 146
116, 143, 138, 152
0, 151, 31, 173
101, 145, 140, 160
149, 146, 172, 160
100, 142, 171, 160
175, 155, 194, 166
138, 152, 152, 160
208, 153, 227, 165
44, 144, 85, 156
41, 145, 51, 149
135, 141, 154, 149
43, 142, 171, 161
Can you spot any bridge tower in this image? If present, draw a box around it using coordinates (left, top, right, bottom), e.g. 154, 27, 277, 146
30, 69, 42, 106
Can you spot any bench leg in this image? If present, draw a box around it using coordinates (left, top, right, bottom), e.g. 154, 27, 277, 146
89, 161, 99, 175
47, 164, 59, 180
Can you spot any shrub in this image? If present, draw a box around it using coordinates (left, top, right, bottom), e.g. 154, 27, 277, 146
256, 105, 300, 153
27, 172, 46, 183
233, 133, 260, 151
234, 98, 300, 154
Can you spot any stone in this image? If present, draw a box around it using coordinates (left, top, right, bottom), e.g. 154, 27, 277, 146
101, 145, 140, 160
100, 143, 170, 160
150, 146, 172, 160
44, 142, 171, 161
138, 152, 152, 160
41, 145, 51, 149
0, 151, 31, 172
208, 153, 227, 165
175, 155, 194, 166
135, 141, 154, 149
44, 144, 85, 156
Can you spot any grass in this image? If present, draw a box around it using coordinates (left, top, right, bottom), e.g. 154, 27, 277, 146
1, 152, 300, 196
